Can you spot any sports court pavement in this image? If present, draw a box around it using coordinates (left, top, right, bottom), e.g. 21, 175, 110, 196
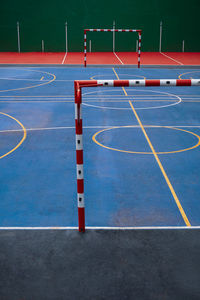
0, 65, 200, 299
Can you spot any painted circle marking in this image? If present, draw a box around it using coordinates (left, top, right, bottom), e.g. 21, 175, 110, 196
0, 68, 56, 93
179, 70, 200, 79
92, 126, 200, 154
0, 112, 27, 159
90, 74, 146, 80
83, 88, 182, 110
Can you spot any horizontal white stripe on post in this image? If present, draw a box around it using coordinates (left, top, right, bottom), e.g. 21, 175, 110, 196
77, 164, 84, 179
192, 79, 200, 85
77, 193, 85, 207
160, 79, 177, 86
97, 80, 114, 86
75, 104, 82, 119
76, 135, 83, 150
129, 80, 144, 86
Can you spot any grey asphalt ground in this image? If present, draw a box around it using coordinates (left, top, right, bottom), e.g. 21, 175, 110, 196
0, 229, 200, 300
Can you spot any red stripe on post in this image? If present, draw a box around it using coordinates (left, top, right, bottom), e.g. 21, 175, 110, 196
177, 79, 191, 86
75, 120, 82, 134
75, 89, 81, 104
76, 150, 83, 164
145, 80, 160, 86
78, 207, 85, 232
77, 179, 84, 193
114, 80, 129, 87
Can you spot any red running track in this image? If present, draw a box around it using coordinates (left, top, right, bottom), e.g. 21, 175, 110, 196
0, 52, 199, 66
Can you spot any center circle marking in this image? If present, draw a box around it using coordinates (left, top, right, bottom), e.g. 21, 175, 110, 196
83, 88, 182, 110
92, 126, 200, 154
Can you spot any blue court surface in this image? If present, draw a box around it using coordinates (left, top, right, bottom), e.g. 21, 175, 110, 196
0, 66, 200, 228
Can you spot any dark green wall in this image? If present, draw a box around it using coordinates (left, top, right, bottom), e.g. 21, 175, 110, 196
0, 0, 200, 52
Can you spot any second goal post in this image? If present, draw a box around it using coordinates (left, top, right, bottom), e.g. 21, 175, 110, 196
84, 29, 142, 68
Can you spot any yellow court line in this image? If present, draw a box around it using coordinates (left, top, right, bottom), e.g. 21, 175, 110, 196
112, 67, 191, 227
0, 112, 27, 159
178, 70, 200, 79
93, 125, 200, 154
0, 69, 56, 93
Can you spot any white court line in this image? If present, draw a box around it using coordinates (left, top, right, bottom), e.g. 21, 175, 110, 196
61, 52, 68, 64
0, 99, 199, 103
0, 94, 199, 98
0, 78, 75, 82
1, 125, 200, 134
0, 77, 49, 81
83, 90, 182, 110
113, 52, 124, 64
0, 126, 113, 133
160, 52, 184, 65
0, 100, 73, 103
0, 99, 184, 104
84, 96, 200, 98
0, 226, 200, 230
0, 95, 74, 98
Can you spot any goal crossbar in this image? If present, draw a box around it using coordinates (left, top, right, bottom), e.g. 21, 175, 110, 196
74, 79, 200, 232
84, 29, 142, 68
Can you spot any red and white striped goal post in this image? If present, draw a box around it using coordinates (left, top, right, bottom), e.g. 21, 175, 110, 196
84, 29, 142, 68
74, 78, 200, 232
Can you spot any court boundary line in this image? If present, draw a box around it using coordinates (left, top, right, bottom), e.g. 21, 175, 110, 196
113, 52, 124, 64
0, 64, 199, 68
0, 226, 199, 230
61, 52, 68, 64
160, 52, 184, 65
